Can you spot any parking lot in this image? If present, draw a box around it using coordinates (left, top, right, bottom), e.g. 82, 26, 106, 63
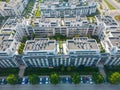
0, 76, 93, 85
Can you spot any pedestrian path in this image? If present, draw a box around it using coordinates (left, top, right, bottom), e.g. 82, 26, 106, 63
98, 64, 107, 83
18, 65, 26, 78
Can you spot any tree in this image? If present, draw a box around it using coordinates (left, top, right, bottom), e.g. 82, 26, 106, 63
92, 73, 104, 84
61, 66, 65, 72
6, 74, 18, 84
22, 36, 28, 43
66, 66, 71, 72
108, 72, 120, 84
29, 74, 39, 84
71, 73, 80, 84
50, 73, 60, 85
18, 43, 25, 54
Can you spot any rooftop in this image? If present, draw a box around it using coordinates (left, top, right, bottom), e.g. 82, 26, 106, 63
0, 40, 13, 51
96, 15, 118, 26
67, 37, 99, 50
24, 38, 56, 51
111, 31, 120, 37
109, 37, 120, 49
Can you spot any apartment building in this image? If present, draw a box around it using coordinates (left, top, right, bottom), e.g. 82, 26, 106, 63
20, 37, 101, 67
92, 15, 119, 39
1, 17, 27, 41
0, 34, 19, 67
40, 0, 97, 18
101, 31, 120, 66
22, 38, 57, 67
26, 16, 90, 37
0, 0, 28, 17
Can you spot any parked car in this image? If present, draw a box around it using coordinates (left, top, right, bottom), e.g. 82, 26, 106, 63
1, 78, 7, 85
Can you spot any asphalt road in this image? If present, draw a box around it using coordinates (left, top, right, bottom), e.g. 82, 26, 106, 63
0, 84, 120, 90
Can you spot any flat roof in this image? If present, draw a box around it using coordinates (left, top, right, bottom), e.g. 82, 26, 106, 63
109, 37, 120, 48
0, 40, 13, 51
111, 31, 120, 37
96, 15, 118, 26
24, 38, 56, 51
67, 37, 99, 50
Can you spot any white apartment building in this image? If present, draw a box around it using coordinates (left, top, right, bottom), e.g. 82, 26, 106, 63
92, 15, 119, 39
0, 0, 28, 17
0, 34, 19, 67
21, 37, 101, 67
1, 17, 27, 41
101, 31, 120, 65
40, 0, 97, 18
22, 38, 57, 67
25, 16, 90, 37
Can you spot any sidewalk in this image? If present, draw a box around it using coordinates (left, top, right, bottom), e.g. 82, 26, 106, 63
98, 64, 107, 83
18, 65, 26, 78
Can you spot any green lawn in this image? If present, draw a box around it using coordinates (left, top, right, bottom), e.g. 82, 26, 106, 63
104, 0, 116, 10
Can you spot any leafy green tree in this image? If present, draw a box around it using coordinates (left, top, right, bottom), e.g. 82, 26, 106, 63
108, 72, 120, 84
50, 73, 60, 85
66, 66, 71, 72
22, 36, 28, 43
6, 74, 18, 84
61, 66, 65, 72
92, 73, 104, 84
18, 43, 25, 54
29, 74, 39, 84
71, 73, 80, 84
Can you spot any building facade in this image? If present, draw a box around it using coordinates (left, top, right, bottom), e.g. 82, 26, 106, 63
40, 0, 97, 18
0, 0, 28, 17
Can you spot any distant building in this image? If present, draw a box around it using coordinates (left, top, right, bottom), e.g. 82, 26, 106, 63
0, 0, 28, 17
40, 0, 97, 18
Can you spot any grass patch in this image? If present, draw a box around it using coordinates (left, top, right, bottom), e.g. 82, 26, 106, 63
104, 0, 116, 10
115, 15, 120, 21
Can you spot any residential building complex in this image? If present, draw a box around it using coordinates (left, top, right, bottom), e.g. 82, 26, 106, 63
0, 0, 28, 17
0, 0, 120, 68
40, 0, 97, 17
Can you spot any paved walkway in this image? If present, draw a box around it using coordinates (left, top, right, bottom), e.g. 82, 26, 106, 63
98, 64, 107, 83
18, 65, 26, 78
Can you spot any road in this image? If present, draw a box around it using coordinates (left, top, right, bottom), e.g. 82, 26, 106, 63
0, 84, 120, 90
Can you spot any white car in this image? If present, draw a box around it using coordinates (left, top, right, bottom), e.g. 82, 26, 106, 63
22, 78, 25, 85
46, 78, 49, 84
89, 77, 93, 84
1, 79, 5, 85
66, 77, 68, 81
46, 77, 48, 81
40, 78, 42, 81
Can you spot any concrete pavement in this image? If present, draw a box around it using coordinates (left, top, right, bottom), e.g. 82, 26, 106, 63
18, 65, 26, 78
